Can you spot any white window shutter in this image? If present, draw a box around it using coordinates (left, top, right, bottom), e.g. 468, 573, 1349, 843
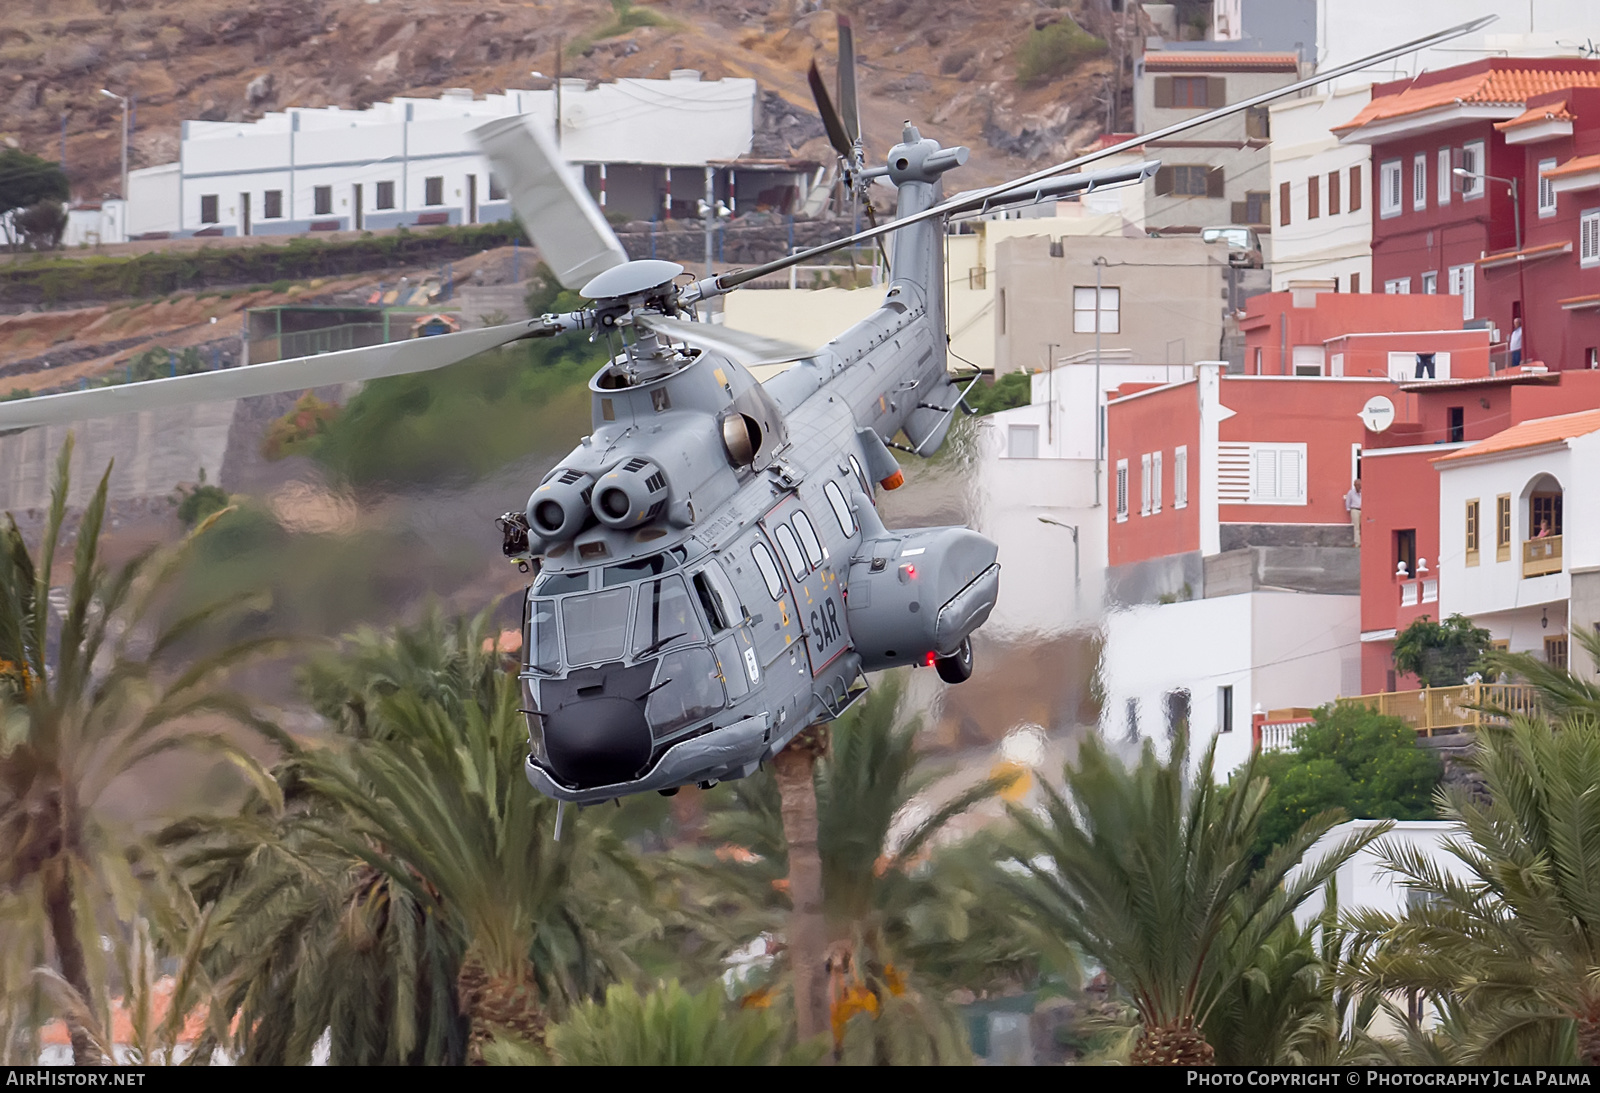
1253, 449, 1278, 502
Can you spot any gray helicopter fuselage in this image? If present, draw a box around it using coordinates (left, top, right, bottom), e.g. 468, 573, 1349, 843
520, 133, 999, 804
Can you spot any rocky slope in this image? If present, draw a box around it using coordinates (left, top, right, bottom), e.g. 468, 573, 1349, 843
2, 0, 1133, 200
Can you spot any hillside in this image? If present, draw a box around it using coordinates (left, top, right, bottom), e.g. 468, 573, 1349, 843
2, 0, 1132, 201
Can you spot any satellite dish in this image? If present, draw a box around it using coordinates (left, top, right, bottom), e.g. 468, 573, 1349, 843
1359, 395, 1396, 432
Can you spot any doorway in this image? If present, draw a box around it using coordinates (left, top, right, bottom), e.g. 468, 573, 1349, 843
467, 175, 477, 224
353, 183, 363, 230
240, 192, 251, 236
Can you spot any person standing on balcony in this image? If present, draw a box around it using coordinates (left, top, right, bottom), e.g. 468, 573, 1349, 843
1345, 479, 1363, 546
1510, 318, 1524, 369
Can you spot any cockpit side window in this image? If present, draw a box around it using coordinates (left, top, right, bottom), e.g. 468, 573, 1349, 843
751, 543, 784, 600
693, 560, 743, 633
526, 594, 560, 674
560, 587, 632, 666
774, 524, 807, 581
534, 570, 591, 596
632, 574, 705, 656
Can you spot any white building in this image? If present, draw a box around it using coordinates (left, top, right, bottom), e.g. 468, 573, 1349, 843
1293, 819, 1471, 926
1268, 85, 1373, 292
117, 74, 814, 242
1435, 408, 1600, 674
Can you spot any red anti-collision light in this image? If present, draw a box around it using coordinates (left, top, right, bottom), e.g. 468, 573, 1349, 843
924, 651, 937, 666
905, 565, 916, 579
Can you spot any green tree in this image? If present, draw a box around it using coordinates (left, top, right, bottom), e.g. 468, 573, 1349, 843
1015, 19, 1108, 84
966, 369, 1033, 416
12, 201, 67, 253
170, 610, 644, 1064
1392, 613, 1493, 688
0, 149, 68, 252
0, 438, 277, 1065
1252, 703, 1441, 860
1342, 715, 1600, 1064
1007, 730, 1385, 1065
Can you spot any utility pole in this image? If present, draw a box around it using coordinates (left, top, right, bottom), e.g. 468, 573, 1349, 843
553, 36, 563, 150
99, 89, 128, 200
1046, 341, 1056, 447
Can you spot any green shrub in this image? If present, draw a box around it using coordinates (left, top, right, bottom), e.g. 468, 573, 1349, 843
1016, 20, 1108, 85
966, 368, 1032, 415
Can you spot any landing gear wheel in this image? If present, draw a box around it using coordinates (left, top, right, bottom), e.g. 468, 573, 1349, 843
934, 637, 974, 684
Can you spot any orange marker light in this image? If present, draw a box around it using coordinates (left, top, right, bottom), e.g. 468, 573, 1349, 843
880, 470, 905, 490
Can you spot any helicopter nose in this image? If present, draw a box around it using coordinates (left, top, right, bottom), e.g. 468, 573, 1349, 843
543, 696, 653, 788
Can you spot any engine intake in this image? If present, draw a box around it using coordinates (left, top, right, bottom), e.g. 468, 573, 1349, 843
527, 468, 596, 541
593, 457, 670, 529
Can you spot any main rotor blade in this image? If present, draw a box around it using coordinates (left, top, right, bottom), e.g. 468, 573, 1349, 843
0, 319, 550, 432
637, 313, 812, 366
807, 61, 855, 164
709, 15, 1496, 293
473, 116, 628, 291
836, 13, 860, 147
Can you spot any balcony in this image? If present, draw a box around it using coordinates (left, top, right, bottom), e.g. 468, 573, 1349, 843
1523, 536, 1562, 578
1398, 578, 1438, 607
1340, 683, 1540, 736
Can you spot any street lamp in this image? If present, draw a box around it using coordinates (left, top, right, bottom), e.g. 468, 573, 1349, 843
1038, 516, 1081, 609
99, 89, 128, 202
1454, 166, 1524, 364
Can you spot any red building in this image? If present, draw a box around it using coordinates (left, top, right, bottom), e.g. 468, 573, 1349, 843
1356, 369, 1600, 692
1240, 286, 1490, 379
1478, 87, 1600, 372
1334, 59, 1600, 367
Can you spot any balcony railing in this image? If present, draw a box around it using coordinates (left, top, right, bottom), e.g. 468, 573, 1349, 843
1523, 535, 1562, 578
1340, 683, 1540, 736
1398, 578, 1438, 606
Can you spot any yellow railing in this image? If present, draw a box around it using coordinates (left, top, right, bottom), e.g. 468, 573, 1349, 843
1340, 683, 1540, 736
1523, 535, 1562, 578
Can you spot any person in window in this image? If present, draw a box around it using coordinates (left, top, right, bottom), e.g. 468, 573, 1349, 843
1414, 351, 1436, 379
1509, 318, 1523, 369
1534, 518, 1552, 539
1344, 479, 1362, 546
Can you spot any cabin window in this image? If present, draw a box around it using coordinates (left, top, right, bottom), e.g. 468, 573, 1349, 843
631, 575, 704, 657
752, 543, 784, 600
525, 595, 560, 674
560, 588, 632, 666
825, 480, 857, 536
845, 456, 870, 498
774, 524, 808, 581
793, 511, 825, 567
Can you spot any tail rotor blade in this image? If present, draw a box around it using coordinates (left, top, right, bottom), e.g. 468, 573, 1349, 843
807, 61, 855, 163
836, 13, 860, 147
0, 318, 560, 432
473, 116, 628, 291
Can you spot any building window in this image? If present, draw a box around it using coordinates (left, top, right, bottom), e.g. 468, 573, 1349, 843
1279, 181, 1291, 226
1380, 159, 1402, 218
1073, 286, 1120, 334
1216, 442, 1307, 505
200, 194, 219, 224
1384, 278, 1411, 295
1008, 424, 1039, 459
1496, 494, 1512, 562
1438, 148, 1452, 206
1164, 689, 1190, 740
1307, 174, 1320, 219
376, 181, 396, 210
1534, 158, 1557, 217
1531, 491, 1563, 538
1115, 459, 1129, 522
1349, 164, 1362, 212
1421, 271, 1437, 295
425, 176, 444, 206
1239, 190, 1270, 224
1174, 445, 1188, 508
489, 172, 507, 201
1465, 498, 1480, 566
313, 186, 332, 216
1157, 165, 1214, 196
1152, 451, 1163, 514
1245, 105, 1269, 139
1582, 209, 1600, 267
1447, 264, 1475, 320
1413, 153, 1427, 211
1164, 76, 1214, 108
1218, 685, 1233, 733
1125, 698, 1140, 739
1327, 170, 1341, 215
262, 190, 283, 219
1448, 406, 1465, 443
1459, 141, 1485, 199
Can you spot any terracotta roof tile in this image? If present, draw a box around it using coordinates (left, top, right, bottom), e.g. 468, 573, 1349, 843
1336, 68, 1600, 133
1143, 52, 1299, 72
1434, 408, 1600, 463
1545, 153, 1600, 178
1496, 99, 1577, 130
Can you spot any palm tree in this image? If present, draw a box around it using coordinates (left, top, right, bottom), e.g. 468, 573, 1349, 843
170, 609, 645, 1064
1342, 714, 1600, 1064
707, 673, 1010, 1060
0, 437, 278, 1065
769, 722, 831, 1043
1007, 729, 1384, 1065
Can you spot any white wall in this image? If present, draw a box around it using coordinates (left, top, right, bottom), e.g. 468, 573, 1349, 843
126, 163, 179, 237
1293, 820, 1471, 926
1269, 85, 1373, 291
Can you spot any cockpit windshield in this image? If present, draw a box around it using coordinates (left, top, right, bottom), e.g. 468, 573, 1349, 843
527, 568, 713, 673
560, 587, 632, 665
632, 575, 705, 657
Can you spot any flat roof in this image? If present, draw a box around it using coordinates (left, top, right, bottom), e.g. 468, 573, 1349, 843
1395, 372, 1558, 393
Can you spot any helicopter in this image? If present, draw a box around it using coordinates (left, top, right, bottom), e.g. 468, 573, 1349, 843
0, 17, 1492, 806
